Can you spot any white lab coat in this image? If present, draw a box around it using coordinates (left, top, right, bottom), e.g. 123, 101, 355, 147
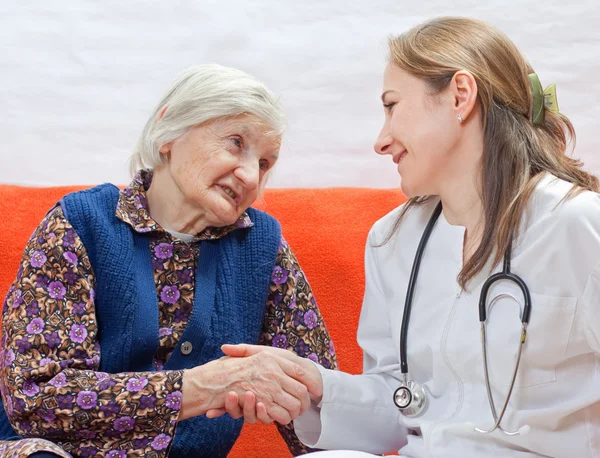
295, 174, 600, 458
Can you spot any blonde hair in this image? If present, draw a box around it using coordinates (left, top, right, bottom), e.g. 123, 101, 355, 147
385, 17, 598, 288
130, 63, 286, 175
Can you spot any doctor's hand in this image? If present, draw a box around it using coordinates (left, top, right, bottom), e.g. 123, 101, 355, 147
179, 345, 321, 425
204, 344, 324, 423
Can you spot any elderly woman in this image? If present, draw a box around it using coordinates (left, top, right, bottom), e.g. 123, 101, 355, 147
0, 64, 336, 458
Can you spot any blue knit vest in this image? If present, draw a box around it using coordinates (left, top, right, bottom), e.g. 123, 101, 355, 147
0, 184, 281, 458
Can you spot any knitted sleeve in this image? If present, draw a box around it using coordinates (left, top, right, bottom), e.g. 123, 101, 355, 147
0, 205, 183, 457
258, 236, 338, 456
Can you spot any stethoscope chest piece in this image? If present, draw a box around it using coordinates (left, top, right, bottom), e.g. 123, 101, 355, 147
393, 378, 426, 416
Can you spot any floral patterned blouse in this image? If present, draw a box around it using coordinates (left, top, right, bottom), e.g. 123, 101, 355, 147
0, 172, 337, 457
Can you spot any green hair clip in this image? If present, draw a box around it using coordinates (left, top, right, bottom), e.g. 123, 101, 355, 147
528, 73, 559, 126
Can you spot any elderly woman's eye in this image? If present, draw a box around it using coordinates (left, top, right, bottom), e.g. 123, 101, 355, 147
231, 137, 243, 148
259, 160, 270, 171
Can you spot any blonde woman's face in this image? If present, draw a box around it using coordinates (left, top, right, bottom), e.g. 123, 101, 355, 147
374, 65, 461, 198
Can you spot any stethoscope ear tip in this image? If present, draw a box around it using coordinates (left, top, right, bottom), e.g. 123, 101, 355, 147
518, 425, 531, 436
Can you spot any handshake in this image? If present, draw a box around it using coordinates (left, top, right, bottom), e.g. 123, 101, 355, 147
179, 344, 324, 425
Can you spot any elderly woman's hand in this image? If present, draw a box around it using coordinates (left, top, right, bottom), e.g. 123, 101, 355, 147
203, 344, 324, 424
179, 345, 322, 425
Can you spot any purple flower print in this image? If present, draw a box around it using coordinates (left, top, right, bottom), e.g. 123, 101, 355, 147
307, 353, 318, 363
329, 340, 336, 355
303, 310, 318, 330
13, 397, 26, 414
19, 420, 32, 432
107, 451, 127, 458
69, 324, 88, 343
76, 391, 98, 409
72, 302, 86, 315
126, 376, 148, 392
63, 230, 76, 247
63, 251, 78, 266
59, 359, 74, 369
165, 391, 182, 410
64, 270, 78, 285
139, 395, 156, 409
158, 327, 173, 337
38, 408, 56, 422
11, 289, 23, 308
36, 275, 50, 288
22, 380, 39, 396
294, 340, 309, 357
26, 318, 45, 335
45, 332, 61, 349
77, 430, 96, 440
49, 372, 67, 388
1, 349, 15, 368
89, 288, 95, 303
86, 355, 100, 368
100, 401, 119, 416
176, 268, 193, 283
57, 394, 73, 409
98, 378, 116, 390
173, 309, 189, 323
272, 334, 288, 349
80, 447, 99, 457
288, 295, 297, 310
74, 350, 87, 361
113, 416, 135, 432
271, 266, 288, 285
47, 281, 66, 300
271, 291, 284, 306
39, 357, 52, 366
292, 310, 304, 327
25, 301, 39, 317
160, 285, 180, 304
154, 243, 174, 260
134, 438, 150, 449
152, 257, 165, 271
151, 433, 171, 451
30, 250, 47, 268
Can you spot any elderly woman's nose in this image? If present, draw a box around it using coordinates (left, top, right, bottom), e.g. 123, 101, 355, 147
234, 161, 259, 189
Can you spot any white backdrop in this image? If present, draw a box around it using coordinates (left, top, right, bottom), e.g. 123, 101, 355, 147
1, 0, 599, 188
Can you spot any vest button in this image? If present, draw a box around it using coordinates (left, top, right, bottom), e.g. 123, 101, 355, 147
180, 341, 193, 355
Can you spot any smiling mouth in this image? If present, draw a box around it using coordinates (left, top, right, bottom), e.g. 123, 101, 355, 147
219, 185, 240, 205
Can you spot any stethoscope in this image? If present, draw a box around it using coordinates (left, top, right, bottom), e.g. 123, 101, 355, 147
392, 201, 532, 435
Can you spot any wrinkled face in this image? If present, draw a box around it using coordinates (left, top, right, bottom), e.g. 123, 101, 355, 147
162, 115, 280, 227
374, 65, 461, 198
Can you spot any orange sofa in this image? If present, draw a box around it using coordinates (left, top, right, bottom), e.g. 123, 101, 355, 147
0, 184, 406, 457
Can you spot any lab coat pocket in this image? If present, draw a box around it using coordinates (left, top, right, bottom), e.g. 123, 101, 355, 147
486, 292, 576, 388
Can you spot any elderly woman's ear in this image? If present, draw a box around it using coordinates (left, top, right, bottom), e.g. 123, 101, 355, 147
159, 142, 173, 155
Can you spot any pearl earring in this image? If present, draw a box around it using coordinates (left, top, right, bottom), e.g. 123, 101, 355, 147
457, 113, 463, 123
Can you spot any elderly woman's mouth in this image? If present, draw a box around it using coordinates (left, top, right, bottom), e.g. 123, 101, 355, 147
218, 184, 240, 205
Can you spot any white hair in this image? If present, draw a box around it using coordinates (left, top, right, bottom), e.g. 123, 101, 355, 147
130, 63, 286, 175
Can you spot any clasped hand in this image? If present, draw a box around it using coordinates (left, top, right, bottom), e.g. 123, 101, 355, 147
181, 344, 323, 425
